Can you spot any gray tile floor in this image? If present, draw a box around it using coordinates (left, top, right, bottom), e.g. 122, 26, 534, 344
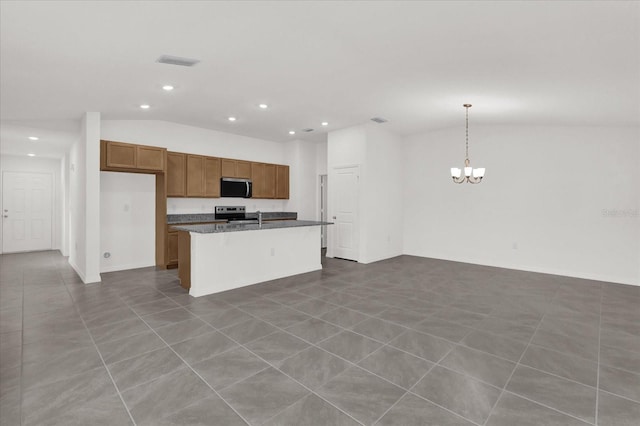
1, 251, 639, 425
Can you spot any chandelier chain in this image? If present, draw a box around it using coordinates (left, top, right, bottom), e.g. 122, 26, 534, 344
465, 105, 469, 160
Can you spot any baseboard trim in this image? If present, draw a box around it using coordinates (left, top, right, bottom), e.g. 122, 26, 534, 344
100, 261, 155, 273
401, 251, 638, 286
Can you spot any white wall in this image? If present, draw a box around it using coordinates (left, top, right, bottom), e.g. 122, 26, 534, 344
285, 139, 323, 220
67, 139, 84, 277
68, 112, 101, 283
100, 172, 155, 272
60, 153, 68, 256
403, 125, 640, 285
326, 124, 404, 263
361, 125, 404, 263
0, 154, 63, 253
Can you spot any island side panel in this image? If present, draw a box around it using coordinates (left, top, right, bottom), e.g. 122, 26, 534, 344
177, 231, 191, 289
189, 226, 322, 297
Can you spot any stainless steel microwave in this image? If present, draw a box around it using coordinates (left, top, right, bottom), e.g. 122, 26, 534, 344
220, 178, 252, 198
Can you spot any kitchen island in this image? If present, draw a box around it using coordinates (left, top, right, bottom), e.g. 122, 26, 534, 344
173, 220, 331, 297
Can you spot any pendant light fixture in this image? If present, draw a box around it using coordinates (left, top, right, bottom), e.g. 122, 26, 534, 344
451, 104, 485, 184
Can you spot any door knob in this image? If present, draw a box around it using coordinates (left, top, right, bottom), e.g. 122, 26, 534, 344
3, 215, 7, 218
332, 216, 336, 219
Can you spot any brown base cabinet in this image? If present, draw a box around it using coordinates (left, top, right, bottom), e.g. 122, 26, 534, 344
166, 221, 225, 268
167, 230, 179, 266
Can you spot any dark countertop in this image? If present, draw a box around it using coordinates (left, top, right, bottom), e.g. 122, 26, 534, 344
167, 211, 297, 225
172, 220, 332, 234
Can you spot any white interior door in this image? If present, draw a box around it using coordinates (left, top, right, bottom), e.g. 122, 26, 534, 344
2, 172, 53, 253
331, 166, 359, 261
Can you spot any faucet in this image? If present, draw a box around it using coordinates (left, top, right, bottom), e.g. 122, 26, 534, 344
257, 210, 263, 226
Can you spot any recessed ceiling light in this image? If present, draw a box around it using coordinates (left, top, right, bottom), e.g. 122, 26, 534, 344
28, 136, 39, 140
27, 153, 35, 157
162, 85, 174, 91
228, 117, 237, 122
140, 104, 150, 109
259, 104, 268, 109
289, 130, 295, 135
321, 122, 329, 126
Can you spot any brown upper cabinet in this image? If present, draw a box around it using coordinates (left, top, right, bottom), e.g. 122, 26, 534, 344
221, 159, 252, 178
101, 140, 166, 172
186, 155, 205, 197
276, 165, 290, 199
167, 153, 221, 198
251, 162, 276, 199
204, 157, 221, 197
166, 152, 186, 197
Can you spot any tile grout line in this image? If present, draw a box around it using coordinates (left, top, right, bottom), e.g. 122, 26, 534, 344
19, 267, 25, 426
208, 299, 443, 424
369, 343, 479, 426
208, 312, 369, 425
121, 305, 254, 426
84, 264, 630, 425
479, 281, 563, 426
202, 320, 367, 425
60, 277, 139, 426
220, 297, 513, 425
594, 283, 604, 425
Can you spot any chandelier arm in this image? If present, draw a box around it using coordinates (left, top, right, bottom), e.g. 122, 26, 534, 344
452, 176, 465, 184
467, 176, 483, 184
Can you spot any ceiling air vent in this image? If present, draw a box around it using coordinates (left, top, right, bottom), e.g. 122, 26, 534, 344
156, 55, 200, 67
370, 117, 388, 124
301, 128, 314, 132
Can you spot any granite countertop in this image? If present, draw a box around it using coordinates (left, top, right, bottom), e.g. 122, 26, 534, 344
167, 212, 297, 224
172, 220, 332, 234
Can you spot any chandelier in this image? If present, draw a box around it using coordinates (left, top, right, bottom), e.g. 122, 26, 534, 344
451, 104, 485, 184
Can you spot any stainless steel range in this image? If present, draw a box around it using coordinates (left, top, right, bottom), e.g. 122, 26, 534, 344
214, 206, 258, 224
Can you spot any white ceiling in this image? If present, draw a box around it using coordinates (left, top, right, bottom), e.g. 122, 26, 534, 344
1, 1, 638, 158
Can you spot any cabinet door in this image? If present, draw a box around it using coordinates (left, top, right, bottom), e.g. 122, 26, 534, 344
136, 146, 165, 171
236, 161, 252, 179
166, 152, 186, 197
105, 142, 136, 169
167, 231, 179, 265
264, 164, 276, 199
221, 159, 236, 177
204, 157, 221, 198
251, 162, 265, 198
276, 165, 290, 199
186, 155, 205, 197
